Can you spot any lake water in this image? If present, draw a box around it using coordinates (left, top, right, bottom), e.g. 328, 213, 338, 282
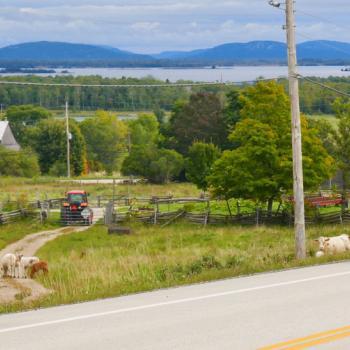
1, 66, 349, 82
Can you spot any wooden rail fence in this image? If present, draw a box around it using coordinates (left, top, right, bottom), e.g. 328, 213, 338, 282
0, 209, 33, 224
111, 205, 350, 227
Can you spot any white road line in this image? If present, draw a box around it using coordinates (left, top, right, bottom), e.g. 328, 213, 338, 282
1, 270, 350, 334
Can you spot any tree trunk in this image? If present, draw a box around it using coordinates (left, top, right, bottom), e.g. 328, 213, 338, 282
267, 198, 274, 217
342, 171, 348, 212
226, 199, 233, 218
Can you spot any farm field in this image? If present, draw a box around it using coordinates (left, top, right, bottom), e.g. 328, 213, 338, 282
0, 177, 200, 203
52, 109, 159, 122
307, 114, 338, 128
2, 221, 350, 313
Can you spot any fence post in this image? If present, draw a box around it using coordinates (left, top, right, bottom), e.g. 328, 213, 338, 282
340, 207, 345, 224
97, 196, 101, 208
105, 202, 114, 225
204, 200, 210, 225
153, 209, 157, 225
256, 208, 260, 226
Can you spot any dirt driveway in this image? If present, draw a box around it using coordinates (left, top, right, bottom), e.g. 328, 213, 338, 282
0, 226, 89, 304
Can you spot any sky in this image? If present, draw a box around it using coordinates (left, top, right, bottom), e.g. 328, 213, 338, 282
0, 0, 348, 53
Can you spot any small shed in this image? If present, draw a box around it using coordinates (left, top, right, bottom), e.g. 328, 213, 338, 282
0, 121, 20, 151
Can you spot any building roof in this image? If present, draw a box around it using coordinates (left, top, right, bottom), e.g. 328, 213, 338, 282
0, 120, 20, 151
0, 121, 9, 141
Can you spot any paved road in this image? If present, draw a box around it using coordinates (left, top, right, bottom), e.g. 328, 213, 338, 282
2, 262, 350, 350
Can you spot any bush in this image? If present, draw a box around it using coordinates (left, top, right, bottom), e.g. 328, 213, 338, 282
122, 146, 184, 184
0, 146, 40, 177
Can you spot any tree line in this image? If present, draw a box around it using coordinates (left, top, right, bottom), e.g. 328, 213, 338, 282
0, 75, 349, 114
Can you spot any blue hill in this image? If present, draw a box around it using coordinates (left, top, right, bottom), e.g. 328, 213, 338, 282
1, 40, 350, 66
154, 40, 350, 64
0, 41, 153, 62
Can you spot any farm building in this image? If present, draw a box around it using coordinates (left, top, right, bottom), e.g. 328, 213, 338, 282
0, 121, 20, 151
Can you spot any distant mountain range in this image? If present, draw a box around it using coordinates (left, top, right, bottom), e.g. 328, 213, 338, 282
1, 40, 350, 67
0, 41, 153, 63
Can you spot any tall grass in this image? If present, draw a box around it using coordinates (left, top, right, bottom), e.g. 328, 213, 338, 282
2, 222, 349, 313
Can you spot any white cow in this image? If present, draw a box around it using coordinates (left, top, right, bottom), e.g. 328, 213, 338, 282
1, 253, 22, 278
315, 234, 350, 255
20, 256, 40, 278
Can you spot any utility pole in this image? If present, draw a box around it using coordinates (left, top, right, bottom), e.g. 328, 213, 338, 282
285, 0, 306, 259
65, 100, 71, 178
269, 0, 306, 259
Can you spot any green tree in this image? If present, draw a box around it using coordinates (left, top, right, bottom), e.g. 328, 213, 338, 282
122, 146, 184, 184
307, 118, 336, 157
121, 146, 155, 179
153, 107, 166, 125
6, 105, 51, 145
333, 99, 350, 192
0, 147, 40, 177
128, 114, 159, 146
208, 81, 335, 211
224, 89, 242, 133
150, 149, 184, 184
80, 111, 127, 174
168, 92, 227, 154
186, 142, 221, 191
30, 119, 86, 176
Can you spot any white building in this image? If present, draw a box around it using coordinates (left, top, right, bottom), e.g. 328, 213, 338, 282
0, 121, 20, 151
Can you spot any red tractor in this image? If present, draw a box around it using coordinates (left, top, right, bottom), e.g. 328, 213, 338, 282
60, 190, 93, 226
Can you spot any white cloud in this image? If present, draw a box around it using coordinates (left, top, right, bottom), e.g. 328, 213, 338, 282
130, 22, 160, 31
0, 1, 348, 53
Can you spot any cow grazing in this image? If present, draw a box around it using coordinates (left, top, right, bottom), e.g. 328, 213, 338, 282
315, 234, 350, 255
30, 261, 48, 279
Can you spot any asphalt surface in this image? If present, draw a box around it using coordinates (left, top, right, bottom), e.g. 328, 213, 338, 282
2, 262, 350, 350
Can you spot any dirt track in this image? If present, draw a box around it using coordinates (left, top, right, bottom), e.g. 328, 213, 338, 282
0, 226, 89, 304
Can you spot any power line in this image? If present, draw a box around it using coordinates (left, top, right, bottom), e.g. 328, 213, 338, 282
0, 77, 284, 89
298, 75, 350, 98
297, 9, 350, 32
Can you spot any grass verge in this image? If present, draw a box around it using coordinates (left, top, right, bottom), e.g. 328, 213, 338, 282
0, 218, 60, 250
2, 222, 350, 313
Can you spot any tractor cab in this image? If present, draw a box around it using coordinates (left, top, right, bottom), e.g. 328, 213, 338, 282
61, 190, 93, 226
65, 191, 89, 209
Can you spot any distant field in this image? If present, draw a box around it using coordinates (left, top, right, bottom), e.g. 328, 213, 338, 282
307, 114, 338, 128
52, 109, 157, 122
0, 177, 200, 202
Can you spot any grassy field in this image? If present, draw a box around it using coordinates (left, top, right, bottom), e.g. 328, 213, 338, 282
1, 221, 350, 313
307, 114, 338, 129
52, 110, 156, 122
0, 218, 60, 250
0, 177, 200, 203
